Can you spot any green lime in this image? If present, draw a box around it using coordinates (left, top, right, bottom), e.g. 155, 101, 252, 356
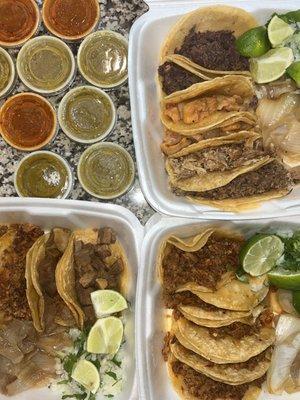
240, 234, 284, 277
287, 61, 300, 87
87, 316, 123, 354
250, 47, 294, 83
236, 26, 270, 57
71, 359, 100, 394
268, 268, 300, 290
293, 290, 300, 313
91, 290, 128, 318
268, 15, 295, 47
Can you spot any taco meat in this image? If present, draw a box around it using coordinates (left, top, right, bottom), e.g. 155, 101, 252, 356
161, 234, 244, 295
171, 360, 264, 400
194, 161, 292, 200
164, 291, 219, 311
168, 139, 266, 179
175, 28, 249, 72
158, 61, 203, 95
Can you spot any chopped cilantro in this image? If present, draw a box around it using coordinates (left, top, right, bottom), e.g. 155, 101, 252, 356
62, 394, 86, 400
104, 395, 114, 399
111, 355, 121, 368
90, 359, 101, 370
57, 379, 70, 385
112, 378, 122, 387
63, 354, 78, 376
277, 231, 300, 271
105, 371, 118, 381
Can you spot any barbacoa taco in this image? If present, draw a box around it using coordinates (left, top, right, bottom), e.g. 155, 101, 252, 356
161, 75, 256, 135
55, 227, 129, 329
26, 228, 75, 332
165, 131, 272, 193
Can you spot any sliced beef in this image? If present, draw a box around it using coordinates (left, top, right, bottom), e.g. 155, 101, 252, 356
98, 227, 116, 245
158, 61, 202, 95
176, 28, 249, 71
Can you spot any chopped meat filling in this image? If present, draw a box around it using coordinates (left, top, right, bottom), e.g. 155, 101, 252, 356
168, 140, 266, 180
208, 310, 274, 340
176, 29, 249, 71
164, 291, 219, 311
161, 234, 244, 298
74, 227, 124, 325
0, 224, 43, 320
165, 94, 247, 125
158, 61, 202, 95
172, 361, 265, 400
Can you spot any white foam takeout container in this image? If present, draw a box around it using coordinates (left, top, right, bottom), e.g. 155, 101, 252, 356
129, 0, 300, 220
0, 198, 142, 400
137, 212, 300, 400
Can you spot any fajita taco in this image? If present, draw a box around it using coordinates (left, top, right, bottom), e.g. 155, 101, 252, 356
55, 227, 129, 329
174, 315, 275, 364
170, 340, 272, 385
25, 228, 74, 332
161, 75, 256, 135
165, 131, 272, 193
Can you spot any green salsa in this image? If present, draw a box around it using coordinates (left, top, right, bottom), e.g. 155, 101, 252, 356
16, 152, 71, 198
59, 87, 115, 142
78, 30, 128, 88
78, 143, 134, 199
0, 50, 12, 95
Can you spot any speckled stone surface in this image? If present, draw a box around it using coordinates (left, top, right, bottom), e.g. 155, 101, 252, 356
0, 0, 155, 225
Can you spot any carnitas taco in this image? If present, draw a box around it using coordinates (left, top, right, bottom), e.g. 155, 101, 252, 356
25, 228, 75, 332
161, 75, 257, 135
55, 227, 129, 329
165, 131, 271, 192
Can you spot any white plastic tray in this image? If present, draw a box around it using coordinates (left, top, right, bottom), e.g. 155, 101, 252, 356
129, 0, 300, 220
137, 212, 300, 400
0, 198, 142, 400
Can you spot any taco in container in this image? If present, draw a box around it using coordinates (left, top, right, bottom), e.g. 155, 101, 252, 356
55, 227, 129, 329
161, 75, 256, 135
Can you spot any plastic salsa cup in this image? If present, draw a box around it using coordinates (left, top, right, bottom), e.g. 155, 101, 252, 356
42, 0, 100, 42
0, 0, 40, 48
0, 93, 57, 151
78, 142, 135, 199
17, 36, 76, 95
78, 30, 128, 89
0, 47, 16, 99
14, 151, 73, 199
58, 86, 116, 144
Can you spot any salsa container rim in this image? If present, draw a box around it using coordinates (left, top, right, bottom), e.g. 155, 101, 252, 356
0, 47, 16, 99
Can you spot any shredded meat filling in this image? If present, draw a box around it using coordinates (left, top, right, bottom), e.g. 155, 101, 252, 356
158, 61, 202, 95
176, 29, 249, 71
164, 291, 219, 312
161, 234, 244, 296
172, 361, 265, 400
168, 140, 266, 180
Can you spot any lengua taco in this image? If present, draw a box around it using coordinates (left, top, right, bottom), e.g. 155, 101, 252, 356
26, 228, 75, 332
165, 131, 271, 193
161, 75, 256, 135
55, 227, 129, 329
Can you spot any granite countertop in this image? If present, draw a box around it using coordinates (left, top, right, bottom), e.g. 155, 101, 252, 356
0, 0, 155, 225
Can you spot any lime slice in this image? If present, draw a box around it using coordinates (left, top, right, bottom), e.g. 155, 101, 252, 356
91, 290, 127, 318
287, 61, 300, 87
268, 15, 295, 47
250, 47, 294, 83
87, 316, 123, 354
240, 234, 284, 277
71, 359, 100, 394
293, 290, 300, 313
268, 268, 300, 290
236, 26, 270, 57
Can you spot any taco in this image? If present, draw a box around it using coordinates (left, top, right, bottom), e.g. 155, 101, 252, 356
178, 159, 292, 211
161, 75, 256, 135
157, 226, 244, 301
174, 315, 275, 364
167, 354, 264, 400
170, 340, 271, 385
55, 228, 129, 329
160, 5, 257, 74
25, 228, 74, 332
165, 131, 272, 192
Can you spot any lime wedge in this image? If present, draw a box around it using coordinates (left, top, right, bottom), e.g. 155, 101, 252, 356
250, 47, 294, 83
287, 61, 300, 87
236, 26, 270, 58
293, 290, 300, 313
87, 316, 123, 354
268, 15, 295, 47
268, 268, 300, 290
71, 359, 100, 394
240, 234, 284, 277
91, 290, 127, 318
